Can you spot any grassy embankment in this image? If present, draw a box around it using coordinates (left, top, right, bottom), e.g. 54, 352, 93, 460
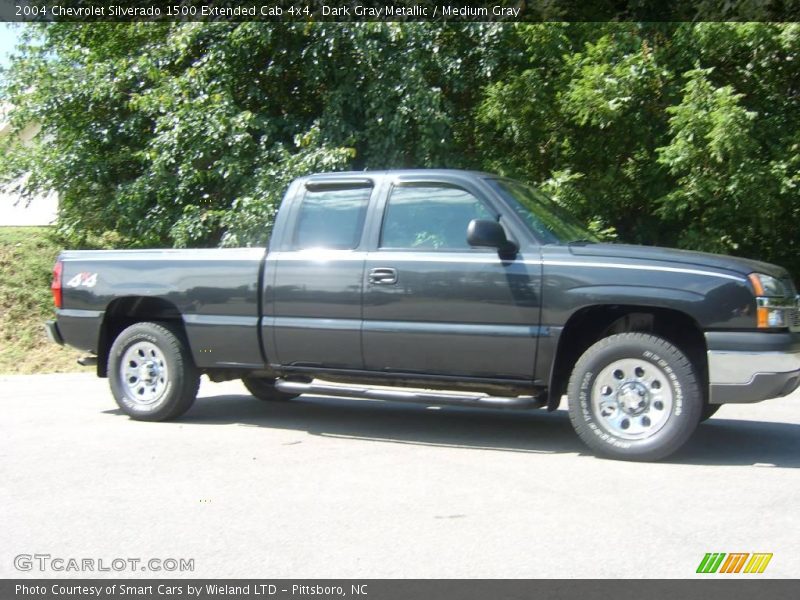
0, 227, 82, 373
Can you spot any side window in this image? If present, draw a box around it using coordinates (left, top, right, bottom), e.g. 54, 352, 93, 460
380, 185, 494, 250
293, 186, 372, 250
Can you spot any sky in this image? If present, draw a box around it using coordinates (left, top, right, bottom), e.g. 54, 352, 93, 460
0, 23, 23, 72
0, 23, 59, 225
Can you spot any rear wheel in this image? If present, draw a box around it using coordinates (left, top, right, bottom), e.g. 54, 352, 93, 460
109, 322, 200, 421
567, 333, 702, 461
242, 376, 297, 402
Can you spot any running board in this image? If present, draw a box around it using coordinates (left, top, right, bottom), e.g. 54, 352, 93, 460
274, 379, 545, 410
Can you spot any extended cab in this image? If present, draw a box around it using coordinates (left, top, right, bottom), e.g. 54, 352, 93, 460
46, 170, 800, 460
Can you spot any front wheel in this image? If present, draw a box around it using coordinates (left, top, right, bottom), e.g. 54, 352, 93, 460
109, 322, 200, 421
567, 333, 702, 461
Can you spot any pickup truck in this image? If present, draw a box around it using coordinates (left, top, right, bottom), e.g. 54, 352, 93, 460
46, 169, 800, 461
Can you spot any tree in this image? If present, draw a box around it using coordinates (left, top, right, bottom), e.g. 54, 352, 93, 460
2, 22, 799, 279
0, 22, 487, 248
476, 23, 800, 274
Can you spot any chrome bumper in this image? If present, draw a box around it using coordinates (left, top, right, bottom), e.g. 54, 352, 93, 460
706, 332, 800, 404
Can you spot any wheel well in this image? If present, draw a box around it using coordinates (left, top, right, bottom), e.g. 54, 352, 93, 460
548, 305, 708, 410
96, 297, 186, 377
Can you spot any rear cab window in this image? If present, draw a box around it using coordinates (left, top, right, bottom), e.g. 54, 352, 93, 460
293, 185, 372, 250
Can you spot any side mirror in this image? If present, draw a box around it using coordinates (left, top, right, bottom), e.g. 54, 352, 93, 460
467, 219, 518, 256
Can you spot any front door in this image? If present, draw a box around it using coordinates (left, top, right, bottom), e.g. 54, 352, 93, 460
362, 180, 541, 380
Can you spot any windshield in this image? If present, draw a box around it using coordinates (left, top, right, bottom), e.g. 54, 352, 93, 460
486, 178, 598, 244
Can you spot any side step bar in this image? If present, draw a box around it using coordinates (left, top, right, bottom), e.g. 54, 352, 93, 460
274, 379, 545, 410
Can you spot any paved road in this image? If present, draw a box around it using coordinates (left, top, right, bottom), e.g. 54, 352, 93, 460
2, 373, 799, 578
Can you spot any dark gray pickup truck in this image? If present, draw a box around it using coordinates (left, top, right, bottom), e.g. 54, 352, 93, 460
46, 169, 800, 460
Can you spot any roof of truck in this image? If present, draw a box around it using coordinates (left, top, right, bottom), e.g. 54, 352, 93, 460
303, 169, 497, 180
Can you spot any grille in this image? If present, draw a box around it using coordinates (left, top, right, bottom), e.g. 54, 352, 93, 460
792, 308, 800, 330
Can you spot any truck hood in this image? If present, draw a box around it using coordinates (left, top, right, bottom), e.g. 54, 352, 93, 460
566, 243, 787, 279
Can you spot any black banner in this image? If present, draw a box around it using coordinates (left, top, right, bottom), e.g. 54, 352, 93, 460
3, 580, 800, 600
1, 0, 800, 23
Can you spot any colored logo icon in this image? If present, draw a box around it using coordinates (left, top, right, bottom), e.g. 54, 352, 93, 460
697, 553, 773, 574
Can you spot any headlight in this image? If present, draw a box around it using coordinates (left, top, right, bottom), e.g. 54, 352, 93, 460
749, 272, 792, 329
748, 273, 785, 297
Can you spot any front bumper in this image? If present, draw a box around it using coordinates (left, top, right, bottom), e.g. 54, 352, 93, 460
706, 331, 800, 403
44, 320, 64, 346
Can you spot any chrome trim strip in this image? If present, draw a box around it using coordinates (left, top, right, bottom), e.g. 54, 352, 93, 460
60, 247, 744, 281
266, 250, 743, 281
364, 320, 546, 337
271, 317, 361, 331
369, 252, 509, 264
60, 248, 266, 262
269, 317, 547, 338
266, 250, 504, 264
182, 314, 259, 327
540, 260, 744, 282
56, 308, 104, 318
707, 350, 800, 385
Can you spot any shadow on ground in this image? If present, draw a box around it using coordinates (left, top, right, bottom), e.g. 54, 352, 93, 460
106, 393, 800, 468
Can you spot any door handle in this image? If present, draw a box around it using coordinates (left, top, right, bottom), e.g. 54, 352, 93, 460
369, 267, 398, 285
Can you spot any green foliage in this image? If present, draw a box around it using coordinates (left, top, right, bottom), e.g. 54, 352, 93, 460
478, 23, 800, 275
0, 228, 81, 373
1, 22, 799, 277
653, 24, 800, 270
0, 23, 485, 248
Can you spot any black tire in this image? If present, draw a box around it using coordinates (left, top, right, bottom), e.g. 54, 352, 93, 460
108, 322, 200, 421
567, 333, 702, 461
242, 376, 297, 402
700, 403, 722, 422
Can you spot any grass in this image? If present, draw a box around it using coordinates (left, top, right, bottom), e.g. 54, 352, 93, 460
0, 227, 83, 373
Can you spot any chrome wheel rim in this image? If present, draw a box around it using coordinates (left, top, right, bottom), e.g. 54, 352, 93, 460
120, 341, 168, 405
591, 358, 673, 440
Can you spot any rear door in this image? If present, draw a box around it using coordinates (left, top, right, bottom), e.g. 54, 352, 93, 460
264, 178, 374, 369
361, 176, 542, 380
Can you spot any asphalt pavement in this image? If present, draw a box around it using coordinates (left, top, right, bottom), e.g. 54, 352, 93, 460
2, 373, 798, 578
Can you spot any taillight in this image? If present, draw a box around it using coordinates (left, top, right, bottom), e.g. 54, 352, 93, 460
51, 260, 63, 309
